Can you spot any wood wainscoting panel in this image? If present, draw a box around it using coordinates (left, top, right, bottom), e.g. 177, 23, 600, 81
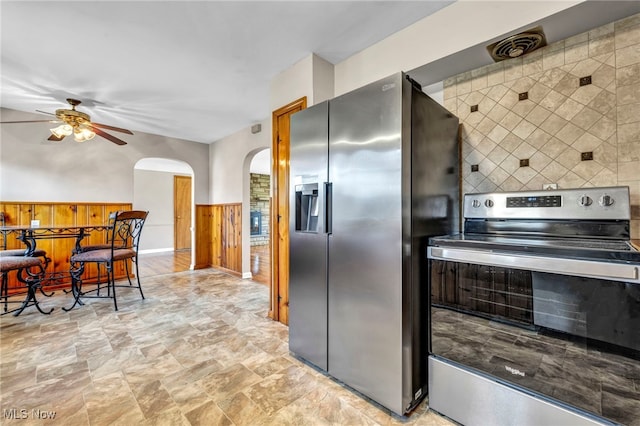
0, 202, 132, 292
195, 205, 212, 269
192, 203, 242, 274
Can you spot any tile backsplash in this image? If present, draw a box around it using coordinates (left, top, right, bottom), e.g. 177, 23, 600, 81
443, 13, 640, 239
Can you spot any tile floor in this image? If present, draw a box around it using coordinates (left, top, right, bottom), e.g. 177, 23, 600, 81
1, 268, 454, 425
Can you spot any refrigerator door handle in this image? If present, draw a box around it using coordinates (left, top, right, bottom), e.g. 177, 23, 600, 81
325, 182, 332, 235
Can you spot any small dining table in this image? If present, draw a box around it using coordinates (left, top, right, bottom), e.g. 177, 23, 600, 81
1, 224, 112, 314
1, 224, 111, 256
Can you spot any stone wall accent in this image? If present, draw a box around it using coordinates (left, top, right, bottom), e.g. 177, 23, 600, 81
250, 173, 270, 246
444, 13, 640, 238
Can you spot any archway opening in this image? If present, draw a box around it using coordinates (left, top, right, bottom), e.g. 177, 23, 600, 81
133, 157, 195, 275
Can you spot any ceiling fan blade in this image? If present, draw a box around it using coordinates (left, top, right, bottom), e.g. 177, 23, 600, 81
36, 110, 57, 116
92, 127, 128, 145
48, 134, 65, 141
91, 122, 133, 135
1, 120, 59, 124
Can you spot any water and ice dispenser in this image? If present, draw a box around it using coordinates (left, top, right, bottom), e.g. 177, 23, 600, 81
295, 182, 319, 233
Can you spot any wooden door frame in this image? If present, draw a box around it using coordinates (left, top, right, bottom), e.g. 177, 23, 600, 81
270, 96, 307, 322
173, 175, 192, 251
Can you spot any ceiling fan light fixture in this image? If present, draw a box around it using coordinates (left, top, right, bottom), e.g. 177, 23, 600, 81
73, 125, 95, 142
50, 124, 73, 138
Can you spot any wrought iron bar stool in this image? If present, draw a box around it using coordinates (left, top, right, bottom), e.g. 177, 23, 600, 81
66, 210, 148, 311
1, 256, 53, 316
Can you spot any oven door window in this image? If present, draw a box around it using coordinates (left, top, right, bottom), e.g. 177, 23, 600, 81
429, 259, 640, 425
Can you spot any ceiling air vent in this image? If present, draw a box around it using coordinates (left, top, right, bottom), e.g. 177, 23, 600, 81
486, 26, 547, 62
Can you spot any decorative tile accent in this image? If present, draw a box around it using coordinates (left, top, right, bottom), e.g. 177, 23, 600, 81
581, 151, 594, 161
471, 164, 479, 172
449, 13, 640, 237
519, 159, 530, 167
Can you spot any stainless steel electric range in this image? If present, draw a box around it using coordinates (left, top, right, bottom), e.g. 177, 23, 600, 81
427, 186, 640, 426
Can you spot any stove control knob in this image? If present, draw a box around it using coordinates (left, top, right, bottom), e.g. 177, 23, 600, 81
472, 199, 481, 208
599, 194, 614, 207
484, 199, 494, 208
578, 195, 593, 207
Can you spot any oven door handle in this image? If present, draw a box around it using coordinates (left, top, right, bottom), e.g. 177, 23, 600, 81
428, 247, 640, 283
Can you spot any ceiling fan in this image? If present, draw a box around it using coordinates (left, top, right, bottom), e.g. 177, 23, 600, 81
0, 98, 133, 145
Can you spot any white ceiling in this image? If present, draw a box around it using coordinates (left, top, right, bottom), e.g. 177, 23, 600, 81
2, 1, 639, 146
0, 0, 453, 144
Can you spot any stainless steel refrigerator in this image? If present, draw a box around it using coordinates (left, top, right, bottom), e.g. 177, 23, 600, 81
288, 72, 459, 415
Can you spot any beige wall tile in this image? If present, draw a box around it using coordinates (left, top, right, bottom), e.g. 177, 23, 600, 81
618, 141, 640, 161
589, 115, 617, 141
565, 42, 589, 64
499, 110, 524, 131
527, 127, 553, 149
449, 13, 640, 199
523, 51, 544, 75
590, 22, 615, 39
555, 98, 584, 121
504, 58, 523, 81
616, 63, 640, 87
512, 119, 537, 140
557, 147, 582, 170
614, 22, 640, 50
476, 137, 498, 156
566, 32, 589, 47
616, 43, 640, 68
540, 160, 569, 182
557, 171, 587, 188
486, 84, 509, 102
486, 103, 510, 123
540, 114, 569, 136
592, 64, 616, 88
556, 122, 584, 145
500, 133, 525, 154
486, 63, 505, 87
572, 132, 603, 153
571, 107, 603, 131
617, 102, 640, 125
541, 137, 570, 158
512, 141, 537, 160
539, 90, 568, 112
618, 160, 640, 181
444, 99, 457, 115
587, 90, 616, 114
539, 68, 569, 88
572, 84, 603, 106
487, 145, 510, 165
543, 48, 565, 70
617, 122, 640, 145
572, 160, 604, 181
589, 35, 615, 57
593, 142, 618, 164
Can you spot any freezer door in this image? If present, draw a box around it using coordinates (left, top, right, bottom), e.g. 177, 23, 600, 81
288, 102, 329, 371
328, 73, 405, 413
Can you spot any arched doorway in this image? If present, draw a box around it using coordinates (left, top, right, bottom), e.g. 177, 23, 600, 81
133, 157, 195, 274
248, 148, 271, 285
242, 148, 271, 285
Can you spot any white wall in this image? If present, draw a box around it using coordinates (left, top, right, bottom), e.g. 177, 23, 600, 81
333, 1, 582, 96
0, 108, 210, 204
133, 169, 176, 251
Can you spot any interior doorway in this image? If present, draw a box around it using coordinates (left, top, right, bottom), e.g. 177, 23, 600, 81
174, 175, 192, 251
133, 158, 195, 270
249, 149, 271, 286
271, 97, 307, 325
